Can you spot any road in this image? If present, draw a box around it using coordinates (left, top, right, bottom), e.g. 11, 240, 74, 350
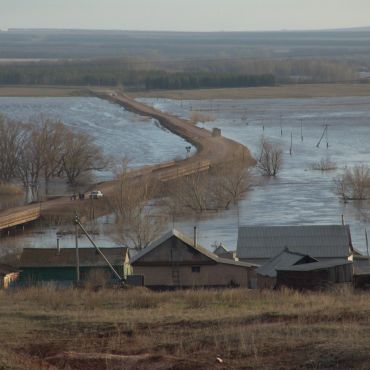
0, 90, 254, 231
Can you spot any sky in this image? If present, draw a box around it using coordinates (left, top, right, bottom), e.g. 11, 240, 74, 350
1, 0, 370, 32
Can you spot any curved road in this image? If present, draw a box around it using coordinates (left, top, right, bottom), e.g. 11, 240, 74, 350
0, 90, 254, 229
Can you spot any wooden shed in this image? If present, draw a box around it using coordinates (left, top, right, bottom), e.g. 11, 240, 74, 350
19, 247, 131, 286
276, 260, 353, 290
0, 264, 19, 289
256, 248, 317, 289
130, 229, 257, 289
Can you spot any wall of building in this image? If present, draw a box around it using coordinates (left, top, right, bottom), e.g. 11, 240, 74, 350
277, 264, 353, 290
133, 264, 255, 288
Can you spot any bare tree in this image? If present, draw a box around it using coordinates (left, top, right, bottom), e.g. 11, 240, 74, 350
60, 130, 107, 186
335, 165, 370, 201
0, 115, 24, 182
257, 137, 283, 176
210, 160, 251, 209
108, 162, 167, 250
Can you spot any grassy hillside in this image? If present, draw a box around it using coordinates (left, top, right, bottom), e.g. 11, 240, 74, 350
0, 286, 369, 369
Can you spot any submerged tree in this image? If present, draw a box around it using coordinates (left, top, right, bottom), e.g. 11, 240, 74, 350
257, 137, 283, 176
335, 165, 370, 201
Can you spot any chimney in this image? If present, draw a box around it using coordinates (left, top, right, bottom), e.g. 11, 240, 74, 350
193, 226, 197, 248
57, 238, 61, 255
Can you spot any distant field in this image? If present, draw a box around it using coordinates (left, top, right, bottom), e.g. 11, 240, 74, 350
0, 286, 369, 369
134, 83, 370, 100
0, 85, 85, 97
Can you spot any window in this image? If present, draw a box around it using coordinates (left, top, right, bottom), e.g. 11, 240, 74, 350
191, 266, 200, 273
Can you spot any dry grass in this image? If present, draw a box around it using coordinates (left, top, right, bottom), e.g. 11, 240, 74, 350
0, 286, 369, 369
0, 85, 86, 97
133, 83, 370, 100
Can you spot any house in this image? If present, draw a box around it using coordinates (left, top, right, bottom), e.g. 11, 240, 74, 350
19, 247, 131, 286
0, 264, 19, 289
213, 244, 237, 260
256, 248, 317, 289
130, 229, 257, 289
276, 260, 353, 290
237, 225, 353, 265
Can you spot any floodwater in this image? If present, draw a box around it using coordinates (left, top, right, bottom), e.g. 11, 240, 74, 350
139, 96, 370, 254
2, 96, 370, 255
0, 97, 195, 180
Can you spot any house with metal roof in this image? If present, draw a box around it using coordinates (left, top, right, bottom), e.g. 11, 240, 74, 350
131, 229, 257, 289
237, 225, 353, 265
19, 247, 131, 286
276, 259, 353, 290
256, 248, 317, 289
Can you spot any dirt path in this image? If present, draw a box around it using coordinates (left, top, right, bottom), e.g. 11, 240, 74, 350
0, 90, 254, 229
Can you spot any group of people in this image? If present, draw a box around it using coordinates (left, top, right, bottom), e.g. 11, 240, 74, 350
70, 192, 85, 201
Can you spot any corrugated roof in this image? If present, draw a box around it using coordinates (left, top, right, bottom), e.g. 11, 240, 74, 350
131, 229, 257, 268
277, 259, 352, 272
237, 225, 352, 259
19, 247, 127, 268
256, 249, 317, 278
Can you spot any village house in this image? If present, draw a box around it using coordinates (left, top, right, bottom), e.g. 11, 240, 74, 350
130, 229, 257, 289
213, 244, 237, 260
276, 259, 353, 290
256, 248, 317, 289
19, 247, 131, 285
0, 264, 19, 289
237, 225, 354, 265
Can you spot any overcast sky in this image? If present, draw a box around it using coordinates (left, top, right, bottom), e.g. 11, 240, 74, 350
1, 0, 370, 31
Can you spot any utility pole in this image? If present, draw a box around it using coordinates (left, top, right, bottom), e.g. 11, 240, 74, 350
74, 214, 80, 284
289, 132, 293, 156
300, 119, 303, 142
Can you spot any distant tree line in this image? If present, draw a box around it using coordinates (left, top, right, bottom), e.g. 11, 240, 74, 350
0, 57, 358, 88
0, 115, 107, 199
144, 72, 275, 90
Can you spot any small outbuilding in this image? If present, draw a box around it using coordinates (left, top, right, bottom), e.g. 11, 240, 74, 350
213, 244, 237, 260
0, 264, 19, 289
19, 247, 131, 286
256, 248, 317, 289
237, 224, 354, 264
131, 229, 257, 289
276, 259, 353, 290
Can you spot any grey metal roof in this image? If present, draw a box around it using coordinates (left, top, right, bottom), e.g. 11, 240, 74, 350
277, 259, 352, 272
131, 229, 257, 268
213, 245, 228, 255
19, 247, 127, 268
237, 225, 352, 259
256, 249, 317, 278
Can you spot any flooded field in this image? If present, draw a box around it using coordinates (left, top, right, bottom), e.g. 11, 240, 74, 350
0, 97, 195, 179
140, 96, 370, 254
2, 95, 370, 255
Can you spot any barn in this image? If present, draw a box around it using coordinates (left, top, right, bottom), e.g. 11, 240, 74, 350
131, 229, 257, 289
19, 247, 131, 286
237, 225, 353, 265
276, 260, 353, 290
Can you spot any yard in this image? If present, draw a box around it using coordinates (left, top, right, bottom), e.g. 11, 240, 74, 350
0, 286, 369, 369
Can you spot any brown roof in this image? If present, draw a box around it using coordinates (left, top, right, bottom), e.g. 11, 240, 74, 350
0, 264, 19, 275
19, 247, 127, 268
